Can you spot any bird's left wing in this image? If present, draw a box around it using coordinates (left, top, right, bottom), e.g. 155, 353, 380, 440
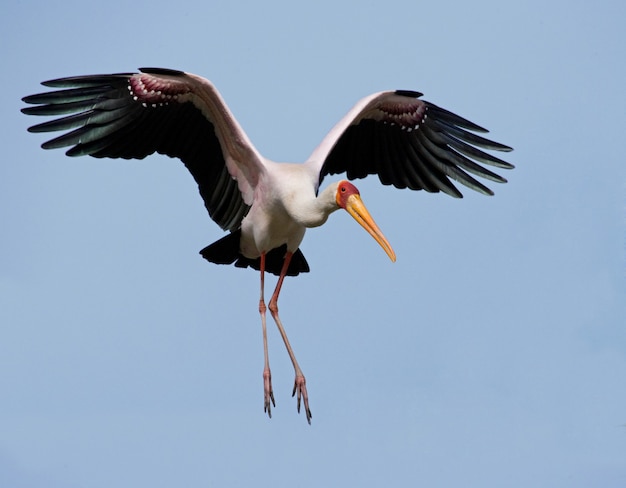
308, 90, 513, 198
22, 68, 264, 231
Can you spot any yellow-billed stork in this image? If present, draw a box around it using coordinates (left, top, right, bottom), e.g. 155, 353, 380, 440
22, 67, 514, 423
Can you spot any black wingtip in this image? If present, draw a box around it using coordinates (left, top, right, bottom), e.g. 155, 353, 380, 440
139, 67, 186, 76
395, 90, 423, 98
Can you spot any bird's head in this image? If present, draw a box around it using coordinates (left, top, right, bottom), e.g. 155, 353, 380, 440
335, 180, 396, 262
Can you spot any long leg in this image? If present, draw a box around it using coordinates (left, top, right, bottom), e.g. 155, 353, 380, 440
258, 253, 275, 418
268, 251, 312, 424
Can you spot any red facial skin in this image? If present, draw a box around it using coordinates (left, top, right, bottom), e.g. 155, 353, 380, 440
335, 180, 360, 208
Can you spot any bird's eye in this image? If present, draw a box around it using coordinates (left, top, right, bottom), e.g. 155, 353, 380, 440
340, 186, 346, 193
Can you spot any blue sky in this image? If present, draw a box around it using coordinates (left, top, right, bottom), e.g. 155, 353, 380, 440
1, 0, 625, 486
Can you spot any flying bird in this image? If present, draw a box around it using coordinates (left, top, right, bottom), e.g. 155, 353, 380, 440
22, 67, 514, 424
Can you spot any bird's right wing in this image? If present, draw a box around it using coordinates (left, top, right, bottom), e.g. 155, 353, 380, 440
22, 67, 265, 232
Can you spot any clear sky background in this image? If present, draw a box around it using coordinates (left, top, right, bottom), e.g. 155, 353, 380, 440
1, 1, 625, 487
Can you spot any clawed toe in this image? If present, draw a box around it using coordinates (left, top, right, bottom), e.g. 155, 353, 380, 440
263, 369, 275, 418
292, 375, 312, 424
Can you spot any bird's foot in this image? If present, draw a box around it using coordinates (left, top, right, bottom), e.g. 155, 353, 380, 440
263, 369, 275, 418
292, 374, 312, 424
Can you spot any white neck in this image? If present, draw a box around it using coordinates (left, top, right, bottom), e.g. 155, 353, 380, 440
290, 182, 340, 228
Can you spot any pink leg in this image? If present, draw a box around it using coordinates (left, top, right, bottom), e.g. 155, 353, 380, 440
258, 253, 275, 418
268, 252, 312, 424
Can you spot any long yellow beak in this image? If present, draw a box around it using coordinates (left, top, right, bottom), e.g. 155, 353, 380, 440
345, 194, 396, 262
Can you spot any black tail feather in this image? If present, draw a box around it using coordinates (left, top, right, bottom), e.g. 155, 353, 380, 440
199, 230, 310, 277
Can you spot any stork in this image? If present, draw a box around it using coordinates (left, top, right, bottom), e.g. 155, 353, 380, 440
22, 67, 514, 424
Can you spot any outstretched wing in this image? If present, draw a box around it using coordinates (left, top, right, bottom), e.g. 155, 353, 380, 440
22, 67, 265, 231
309, 90, 514, 198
